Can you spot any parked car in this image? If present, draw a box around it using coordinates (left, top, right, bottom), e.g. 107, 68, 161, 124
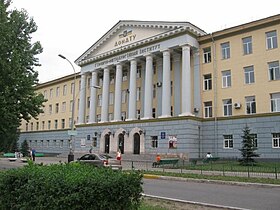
76, 153, 122, 170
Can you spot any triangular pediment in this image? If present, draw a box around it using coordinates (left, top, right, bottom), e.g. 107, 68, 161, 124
76, 20, 205, 66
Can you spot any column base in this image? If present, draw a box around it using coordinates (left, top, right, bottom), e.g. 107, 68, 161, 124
141, 116, 153, 120
158, 115, 171, 118
126, 118, 137, 121
179, 112, 194, 117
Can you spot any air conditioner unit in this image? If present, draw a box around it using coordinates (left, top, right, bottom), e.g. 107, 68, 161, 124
234, 102, 241, 109
156, 82, 162, 87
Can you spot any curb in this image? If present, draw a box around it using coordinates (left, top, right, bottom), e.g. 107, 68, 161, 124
142, 193, 249, 210
143, 174, 280, 188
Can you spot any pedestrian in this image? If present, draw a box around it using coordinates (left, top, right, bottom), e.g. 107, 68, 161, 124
152, 154, 161, 167
116, 149, 122, 163
206, 152, 213, 158
31, 148, 36, 161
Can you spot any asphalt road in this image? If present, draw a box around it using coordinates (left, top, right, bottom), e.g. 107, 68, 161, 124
143, 178, 280, 210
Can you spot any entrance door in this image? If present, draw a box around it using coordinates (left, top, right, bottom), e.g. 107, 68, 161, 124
118, 134, 124, 154
133, 133, 140, 154
104, 134, 110, 153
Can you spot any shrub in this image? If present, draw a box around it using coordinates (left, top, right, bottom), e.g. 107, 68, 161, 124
0, 163, 143, 209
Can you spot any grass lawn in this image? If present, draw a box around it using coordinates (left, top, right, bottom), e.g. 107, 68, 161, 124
183, 160, 280, 173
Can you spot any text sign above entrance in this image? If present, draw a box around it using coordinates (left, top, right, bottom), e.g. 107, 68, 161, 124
94, 44, 161, 68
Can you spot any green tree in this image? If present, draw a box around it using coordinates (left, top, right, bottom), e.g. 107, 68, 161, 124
239, 125, 260, 165
0, 0, 46, 151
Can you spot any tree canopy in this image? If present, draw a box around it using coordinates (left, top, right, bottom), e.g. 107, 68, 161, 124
0, 0, 46, 151
239, 125, 260, 165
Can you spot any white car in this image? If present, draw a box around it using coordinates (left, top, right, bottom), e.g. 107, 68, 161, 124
77, 153, 122, 170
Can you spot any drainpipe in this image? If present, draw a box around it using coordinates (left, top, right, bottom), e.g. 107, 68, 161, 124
211, 34, 218, 157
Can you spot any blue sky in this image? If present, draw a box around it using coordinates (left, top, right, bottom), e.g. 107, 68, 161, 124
11, 0, 280, 83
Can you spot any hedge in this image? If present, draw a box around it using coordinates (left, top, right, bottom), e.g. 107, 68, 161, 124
0, 162, 143, 209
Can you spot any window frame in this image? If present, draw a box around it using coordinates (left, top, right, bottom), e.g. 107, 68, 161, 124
242, 36, 253, 55
203, 74, 212, 90
203, 47, 212, 63
244, 66, 255, 84
221, 42, 230, 59
223, 135, 233, 149
222, 70, 231, 88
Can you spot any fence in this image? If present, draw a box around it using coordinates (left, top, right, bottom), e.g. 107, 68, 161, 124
122, 160, 280, 179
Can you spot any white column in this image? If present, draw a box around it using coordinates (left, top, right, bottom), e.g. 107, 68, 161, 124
101, 67, 110, 122
160, 49, 171, 118
180, 45, 193, 116
127, 59, 137, 120
78, 73, 86, 124
142, 54, 153, 119
89, 71, 98, 123
114, 64, 122, 121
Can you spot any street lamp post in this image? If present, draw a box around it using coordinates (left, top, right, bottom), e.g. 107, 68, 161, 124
58, 54, 76, 163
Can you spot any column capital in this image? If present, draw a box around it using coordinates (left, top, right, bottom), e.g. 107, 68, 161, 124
180, 44, 191, 51
160, 48, 171, 53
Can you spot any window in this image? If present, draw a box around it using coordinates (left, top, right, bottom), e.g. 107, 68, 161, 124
56, 87, 60, 97
87, 97, 90, 108
244, 66, 255, 84
245, 96, 256, 114
55, 103, 59, 113
251, 134, 258, 148
222, 70, 231, 88
87, 77, 91, 88
54, 120, 58, 129
203, 47, 211, 63
49, 88, 53, 98
63, 85, 67, 96
224, 135, 233, 148
60, 140, 63, 148
151, 136, 158, 148
25, 123, 28, 131
44, 90, 48, 99
153, 62, 157, 75
49, 104, 52, 115
266, 31, 278, 49
70, 100, 73, 112
121, 90, 127, 103
137, 65, 142, 78
109, 92, 114, 105
97, 114, 101, 122
46, 140, 50, 148
272, 133, 280, 148
40, 140, 43, 147
122, 70, 128, 81
268, 61, 280, 80
271, 92, 280, 112
71, 83, 74, 94
42, 121, 45, 130
152, 108, 156, 118
204, 101, 213, 118
137, 110, 141, 120
221, 42, 230, 59
121, 112, 126, 121
136, 87, 141, 101
48, 120, 51, 130
30, 122, 33, 131
92, 137, 97, 147
98, 94, 102, 106
153, 84, 156, 98
62, 102, 66, 112
69, 118, 72, 128
170, 81, 173, 96
53, 140, 57, 147
242, 36, 252, 55
36, 122, 39, 131
61, 119, 65, 129
223, 99, 232, 116
203, 74, 212, 90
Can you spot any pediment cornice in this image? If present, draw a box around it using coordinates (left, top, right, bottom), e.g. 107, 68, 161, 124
75, 20, 206, 66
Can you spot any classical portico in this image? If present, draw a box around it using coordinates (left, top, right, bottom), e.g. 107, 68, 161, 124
75, 20, 206, 124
